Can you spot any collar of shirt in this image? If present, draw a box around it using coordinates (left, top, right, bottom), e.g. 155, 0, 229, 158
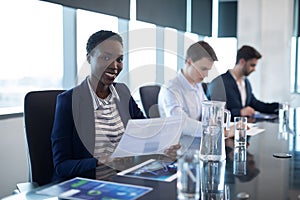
229, 70, 245, 83
87, 77, 120, 110
178, 70, 202, 92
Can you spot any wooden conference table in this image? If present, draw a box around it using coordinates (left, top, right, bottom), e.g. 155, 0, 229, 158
3, 109, 300, 200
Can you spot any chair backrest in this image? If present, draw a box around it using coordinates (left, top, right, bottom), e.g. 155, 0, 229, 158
202, 82, 208, 96
24, 90, 64, 186
139, 85, 161, 118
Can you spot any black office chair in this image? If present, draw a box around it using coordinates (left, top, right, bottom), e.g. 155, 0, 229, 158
139, 85, 161, 118
202, 82, 208, 96
16, 90, 64, 192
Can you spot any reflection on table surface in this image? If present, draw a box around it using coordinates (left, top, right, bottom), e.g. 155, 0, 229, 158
3, 108, 300, 200
223, 107, 300, 200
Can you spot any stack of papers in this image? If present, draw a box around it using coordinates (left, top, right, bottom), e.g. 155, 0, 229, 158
246, 123, 265, 136
228, 123, 265, 138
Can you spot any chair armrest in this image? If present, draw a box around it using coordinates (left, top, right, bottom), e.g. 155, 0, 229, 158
16, 182, 38, 193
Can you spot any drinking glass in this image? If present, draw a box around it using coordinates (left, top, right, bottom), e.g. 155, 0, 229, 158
234, 117, 247, 147
278, 102, 293, 136
233, 146, 247, 176
200, 160, 228, 199
177, 149, 200, 200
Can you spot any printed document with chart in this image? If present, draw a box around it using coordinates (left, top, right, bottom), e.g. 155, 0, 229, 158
111, 116, 185, 158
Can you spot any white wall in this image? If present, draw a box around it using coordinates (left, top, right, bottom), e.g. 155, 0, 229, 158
237, 0, 294, 199
238, 0, 294, 103
0, 116, 28, 198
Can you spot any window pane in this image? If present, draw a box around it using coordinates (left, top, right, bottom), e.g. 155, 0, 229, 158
126, 21, 157, 112
128, 21, 156, 90
204, 37, 237, 82
296, 37, 300, 93
290, 36, 296, 93
0, 0, 63, 109
184, 32, 200, 56
164, 28, 178, 82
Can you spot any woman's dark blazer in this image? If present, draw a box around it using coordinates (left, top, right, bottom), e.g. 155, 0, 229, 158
51, 79, 145, 182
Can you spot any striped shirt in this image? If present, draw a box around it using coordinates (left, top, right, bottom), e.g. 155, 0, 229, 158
87, 79, 125, 179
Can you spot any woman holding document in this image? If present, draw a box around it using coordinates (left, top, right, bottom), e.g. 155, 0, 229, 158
51, 30, 180, 183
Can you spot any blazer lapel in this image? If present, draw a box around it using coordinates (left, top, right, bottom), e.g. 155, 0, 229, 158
245, 79, 252, 105
114, 83, 132, 128
72, 79, 95, 155
227, 71, 243, 106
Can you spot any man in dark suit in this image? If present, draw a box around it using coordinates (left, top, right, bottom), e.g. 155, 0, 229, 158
207, 45, 278, 119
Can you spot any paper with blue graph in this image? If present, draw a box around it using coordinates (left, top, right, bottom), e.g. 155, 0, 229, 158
111, 116, 184, 158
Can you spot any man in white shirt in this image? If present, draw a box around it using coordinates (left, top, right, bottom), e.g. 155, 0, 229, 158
158, 41, 218, 137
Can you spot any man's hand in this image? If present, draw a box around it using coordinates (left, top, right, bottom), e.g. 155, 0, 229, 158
164, 144, 181, 160
241, 106, 255, 117
224, 125, 235, 138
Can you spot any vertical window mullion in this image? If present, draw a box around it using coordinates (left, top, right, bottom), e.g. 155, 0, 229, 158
63, 7, 77, 89
156, 28, 164, 84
